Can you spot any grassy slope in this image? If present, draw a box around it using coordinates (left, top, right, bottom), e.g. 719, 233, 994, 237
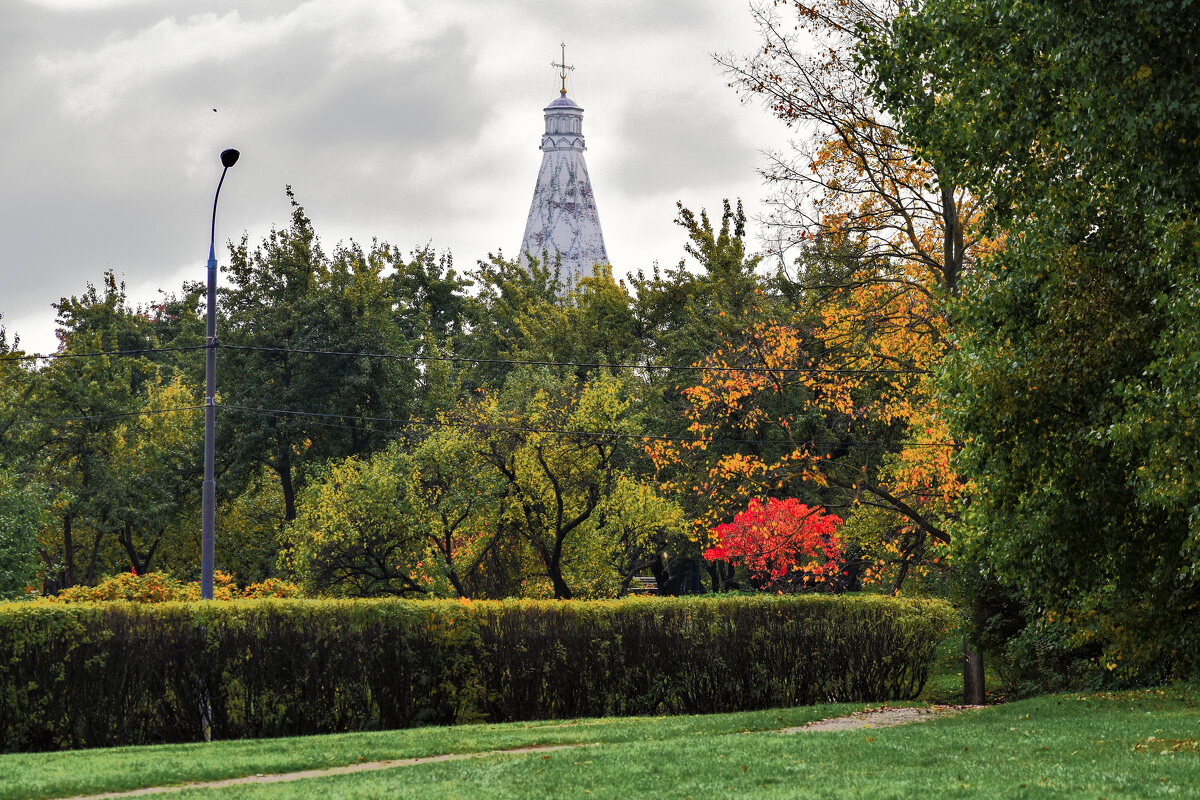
2, 690, 1197, 799
144, 689, 1200, 800
0, 704, 863, 800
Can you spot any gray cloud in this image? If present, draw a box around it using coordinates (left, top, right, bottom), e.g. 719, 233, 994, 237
612, 88, 758, 198
1, 0, 794, 351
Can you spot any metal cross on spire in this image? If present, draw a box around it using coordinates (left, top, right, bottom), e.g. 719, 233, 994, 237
551, 42, 574, 95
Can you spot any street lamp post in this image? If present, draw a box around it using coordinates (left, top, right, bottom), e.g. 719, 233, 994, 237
201, 148, 239, 600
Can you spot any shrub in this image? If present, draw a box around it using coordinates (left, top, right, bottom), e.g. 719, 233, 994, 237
49, 571, 197, 603
240, 578, 304, 599
48, 571, 303, 603
0, 594, 954, 751
704, 498, 844, 592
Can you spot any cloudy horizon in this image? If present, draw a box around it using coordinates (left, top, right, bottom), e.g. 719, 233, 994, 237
2, 0, 793, 354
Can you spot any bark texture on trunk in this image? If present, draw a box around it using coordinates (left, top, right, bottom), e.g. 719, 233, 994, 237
963, 638, 986, 705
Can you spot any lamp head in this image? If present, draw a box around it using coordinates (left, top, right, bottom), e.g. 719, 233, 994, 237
220, 149, 240, 168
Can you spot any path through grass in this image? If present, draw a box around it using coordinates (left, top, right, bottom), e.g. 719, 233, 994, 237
0, 704, 860, 800
3, 688, 1197, 799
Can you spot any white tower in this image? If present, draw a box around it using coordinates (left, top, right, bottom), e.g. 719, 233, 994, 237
519, 46, 609, 287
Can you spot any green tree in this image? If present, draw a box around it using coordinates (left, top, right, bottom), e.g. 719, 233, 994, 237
12, 276, 169, 587
281, 446, 431, 597
0, 465, 46, 599
392, 247, 470, 355
0, 274, 207, 589
461, 253, 643, 392
458, 252, 564, 390
867, 0, 1200, 681
466, 369, 683, 599
407, 427, 515, 598
631, 200, 769, 389
220, 191, 421, 522
392, 247, 471, 417
281, 434, 517, 599
0, 317, 31, 462
107, 374, 203, 575
213, 467, 288, 585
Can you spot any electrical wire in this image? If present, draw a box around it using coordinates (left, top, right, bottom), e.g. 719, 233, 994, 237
0, 343, 944, 445
219, 343, 928, 377
222, 404, 958, 448
3, 405, 206, 428
0, 341, 928, 377
1, 401, 957, 454
0, 345, 206, 363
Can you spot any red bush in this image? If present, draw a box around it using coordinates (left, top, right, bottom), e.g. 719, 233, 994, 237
704, 498, 843, 591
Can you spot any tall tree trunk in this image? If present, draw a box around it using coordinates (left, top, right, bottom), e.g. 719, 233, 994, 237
278, 437, 297, 522
62, 514, 75, 589
536, 540, 573, 600
141, 534, 162, 574
118, 522, 163, 575
963, 638, 986, 705
547, 559, 573, 600
963, 595, 987, 704
85, 530, 104, 585
941, 181, 963, 296
120, 521, 142, 574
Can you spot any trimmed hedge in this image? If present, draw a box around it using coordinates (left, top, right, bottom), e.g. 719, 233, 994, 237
0, 595, 955, 751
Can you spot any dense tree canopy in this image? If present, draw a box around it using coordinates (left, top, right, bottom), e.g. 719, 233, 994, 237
866, 0, 1200, 680
220, 192, 422, 522
698, 0, 991, 594
0, 275, 204, 589
463, 369, 684, 599
0, 464, 46, 599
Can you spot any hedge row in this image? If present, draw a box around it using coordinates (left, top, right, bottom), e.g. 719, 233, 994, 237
0, 594, 956, 751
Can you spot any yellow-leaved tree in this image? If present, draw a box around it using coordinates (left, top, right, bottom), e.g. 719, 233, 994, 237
651, 0, 991, 594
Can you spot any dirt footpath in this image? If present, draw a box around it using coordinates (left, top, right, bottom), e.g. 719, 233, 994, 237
57, 705, 983, 799
779, 704, 983, 733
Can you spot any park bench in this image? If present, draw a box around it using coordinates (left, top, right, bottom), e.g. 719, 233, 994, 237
627, 576, 657, 595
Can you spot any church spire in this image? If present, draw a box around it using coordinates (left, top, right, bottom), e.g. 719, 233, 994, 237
551, 42, 574, 95
518, 49, 609, 289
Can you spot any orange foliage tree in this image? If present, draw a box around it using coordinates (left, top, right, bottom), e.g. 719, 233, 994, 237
717, 0, 976, 289
647, 195, 963, 593
652, 0, 988, 593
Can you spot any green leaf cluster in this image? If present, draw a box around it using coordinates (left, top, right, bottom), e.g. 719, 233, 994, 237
283, 371, 687, 600
865, 0, 1200, 682
0, 466, 45, 599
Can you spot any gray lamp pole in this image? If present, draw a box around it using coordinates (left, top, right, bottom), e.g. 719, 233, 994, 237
201, 148, 239, 600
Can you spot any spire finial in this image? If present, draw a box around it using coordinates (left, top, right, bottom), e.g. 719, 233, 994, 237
551, 42, 574, 95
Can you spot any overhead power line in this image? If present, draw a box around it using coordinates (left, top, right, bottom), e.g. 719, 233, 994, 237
223, 404, 959, 449
3, 405, 206, 428
0, 341, 929, 377
0, 345, 206, 364
221, 343, 930, 377
3, 402, 958, 450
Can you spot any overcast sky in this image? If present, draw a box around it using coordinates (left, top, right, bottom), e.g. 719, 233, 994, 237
2, 0, 792, 354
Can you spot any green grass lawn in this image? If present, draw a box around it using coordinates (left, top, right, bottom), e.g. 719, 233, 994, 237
2, 689, 1197, 799
0, 703, 862, 799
